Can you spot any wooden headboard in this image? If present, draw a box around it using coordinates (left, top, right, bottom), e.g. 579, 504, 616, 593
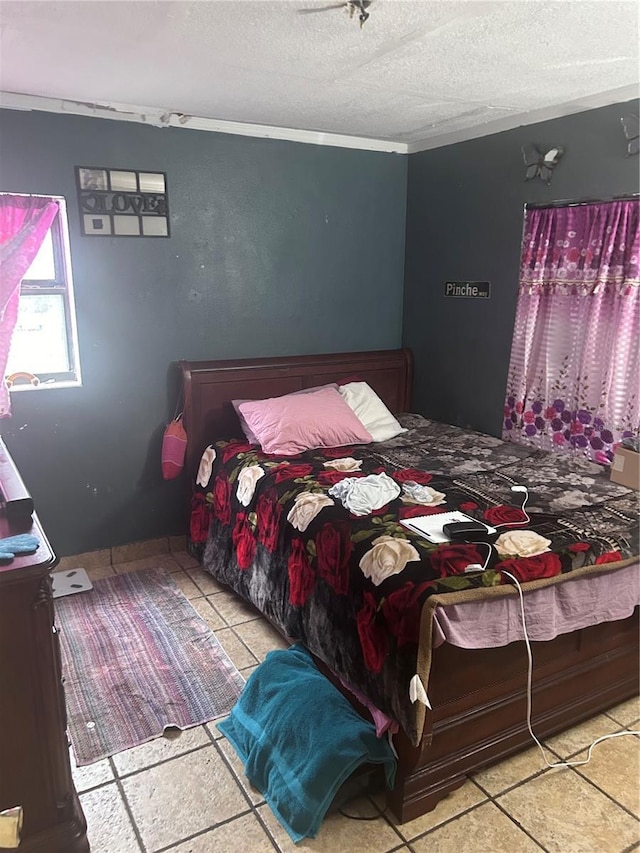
180, 348, 412, 481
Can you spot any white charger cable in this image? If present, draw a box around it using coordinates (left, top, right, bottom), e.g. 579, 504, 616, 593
464, 485, 530, 572
464, 541, 494, 573
496, 484, 532, 527
500, 569, 640, 768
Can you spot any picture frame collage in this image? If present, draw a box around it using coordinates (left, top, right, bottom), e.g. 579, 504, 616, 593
75, 167, 170, 237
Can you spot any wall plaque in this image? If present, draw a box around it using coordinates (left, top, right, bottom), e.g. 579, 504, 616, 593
75, 167, 170, 237
444, 281, 491, 298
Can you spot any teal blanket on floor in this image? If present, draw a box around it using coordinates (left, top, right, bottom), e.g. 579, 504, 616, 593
217, 643, 396, 843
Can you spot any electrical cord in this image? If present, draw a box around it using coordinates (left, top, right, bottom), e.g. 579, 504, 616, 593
463, 485, 638, 765
500, 569, 640, 768
493, 485, 532, 528
463, 486, 531, 572
464, 540, 494, 573
341, 525, 636, 822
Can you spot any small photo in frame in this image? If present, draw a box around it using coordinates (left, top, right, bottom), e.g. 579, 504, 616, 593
83, 214, 111, 235
139, 172, 166, 194
78, 168, 108, 191
109, 170, 138, 192
141, 216, 168, 236
113, 215, 141, 236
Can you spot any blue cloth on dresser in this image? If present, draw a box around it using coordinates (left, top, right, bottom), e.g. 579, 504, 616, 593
0, 533, 39, 562
217, 642, 396, 843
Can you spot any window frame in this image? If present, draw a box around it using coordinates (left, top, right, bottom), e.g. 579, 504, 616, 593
5, 193, 82, 391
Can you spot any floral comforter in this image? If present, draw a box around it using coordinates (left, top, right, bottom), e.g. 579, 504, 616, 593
188, 414, 639, 745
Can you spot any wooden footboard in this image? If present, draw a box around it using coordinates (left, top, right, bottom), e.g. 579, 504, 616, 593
387, 607, 639, 822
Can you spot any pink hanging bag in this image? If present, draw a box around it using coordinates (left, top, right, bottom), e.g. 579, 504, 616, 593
161, 402, 187, 480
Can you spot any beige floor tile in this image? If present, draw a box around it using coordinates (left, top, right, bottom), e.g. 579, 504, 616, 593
71, 755, 113, 793
111, 537, 168, 563
498, 768, 640, 852
208, 590, 262, 626
217, 736, 265, 805
112, 554, 182, 574
189, 596, 226, 631
113, 725, 211, 776
375, 778, 488, 841
410, 801, 540, 853
169, 535, 187, 553
574, 731, 640, 815
240, 664, 259, 679
168, 812, 275, 853
187, 566, 226, 595
607, 696, 640, 728
154, 552, 185, 573
545, 713, 624, 759
80, 782, 141, 853
172, 549, 201, 569
122, 746, 248, 850
215, 627, 259, 670
232, 618, 289, 661
471, 745, 551, 795
83, 564, 116, 582
57, 549, 112, 572
206, 720, 225, 739
258, 798, 402, 853
170, 570, 202, 599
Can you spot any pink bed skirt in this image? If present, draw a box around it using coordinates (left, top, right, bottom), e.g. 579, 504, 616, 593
432, 562, 640, 650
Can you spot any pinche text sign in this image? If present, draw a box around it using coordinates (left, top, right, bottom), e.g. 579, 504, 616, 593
444, 281, 491, 298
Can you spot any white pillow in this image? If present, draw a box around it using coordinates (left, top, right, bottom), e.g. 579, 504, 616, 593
338, 382, 408, 443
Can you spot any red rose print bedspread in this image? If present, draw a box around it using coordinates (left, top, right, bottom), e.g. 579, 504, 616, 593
189, 415, 639, 745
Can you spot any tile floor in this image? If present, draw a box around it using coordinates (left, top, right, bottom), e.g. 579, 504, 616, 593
59, 540, 640, 853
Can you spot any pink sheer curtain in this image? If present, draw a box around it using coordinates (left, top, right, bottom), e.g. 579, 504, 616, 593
503, 199, 640, 463
0, 195, 59, 417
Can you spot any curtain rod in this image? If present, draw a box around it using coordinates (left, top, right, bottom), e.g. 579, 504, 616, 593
525, 193, 639, 210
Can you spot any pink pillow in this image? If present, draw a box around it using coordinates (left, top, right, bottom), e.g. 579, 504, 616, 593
238, 386, 372, 455
232, 383, 338, 444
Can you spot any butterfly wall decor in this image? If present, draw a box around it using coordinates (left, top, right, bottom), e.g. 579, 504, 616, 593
521, 144, 564, 185
621, 115, 639, 156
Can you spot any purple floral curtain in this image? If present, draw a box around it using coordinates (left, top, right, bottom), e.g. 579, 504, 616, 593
503, 199, 639, 464
0, 195, 59, 418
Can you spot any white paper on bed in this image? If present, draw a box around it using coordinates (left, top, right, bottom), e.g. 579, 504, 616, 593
399, 511, 496, 544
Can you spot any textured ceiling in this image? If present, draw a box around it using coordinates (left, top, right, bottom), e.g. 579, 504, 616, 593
0, 0, 638, 150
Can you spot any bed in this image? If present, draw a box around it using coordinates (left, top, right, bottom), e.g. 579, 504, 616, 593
180, 348, 639, 822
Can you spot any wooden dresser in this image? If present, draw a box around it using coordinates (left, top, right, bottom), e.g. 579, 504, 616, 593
0, 438, 89, 852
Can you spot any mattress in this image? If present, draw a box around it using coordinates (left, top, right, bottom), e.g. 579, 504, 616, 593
189, 414, 639, 744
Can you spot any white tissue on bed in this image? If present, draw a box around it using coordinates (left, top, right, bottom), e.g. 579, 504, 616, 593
322, 457, 362, 472
409, 674, 431, 709
196, 446, 216, 488
328, 472, 401, 516
402, 481, 446, 506
236, 465, 265, 506
287, 492, 335, 532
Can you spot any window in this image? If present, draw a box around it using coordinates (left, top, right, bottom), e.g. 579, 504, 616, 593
4, 194, 81, 389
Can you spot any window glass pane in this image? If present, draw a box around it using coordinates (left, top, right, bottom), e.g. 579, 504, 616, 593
23, 228, 55, 280
6, 294, 70, 375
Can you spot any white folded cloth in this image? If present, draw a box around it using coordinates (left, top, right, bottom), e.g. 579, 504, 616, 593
329, 472, 401, 516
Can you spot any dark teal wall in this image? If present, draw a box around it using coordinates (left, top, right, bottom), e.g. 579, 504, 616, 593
0, 110, 407, 555
403, 100, 640, 437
